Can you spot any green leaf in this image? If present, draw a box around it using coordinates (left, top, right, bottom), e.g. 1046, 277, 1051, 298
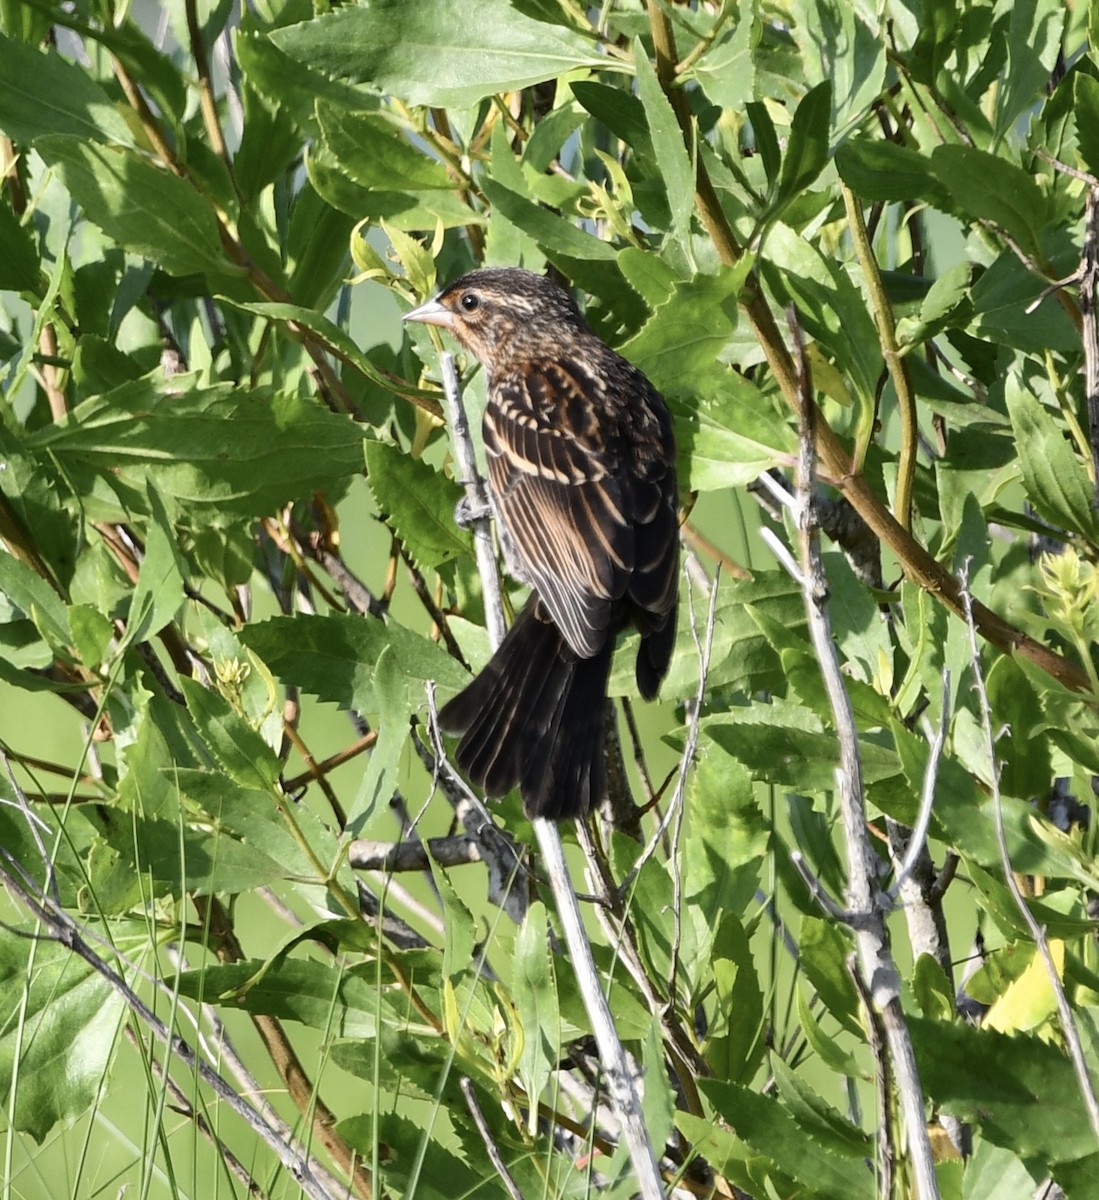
0, 199, 40, 294
703, 710, 905, 797
480, 176, 616, 262
239, 613, 471, 715
704, 911, 766, 1083
771, 1056, 871, 1156
514, 901, 559, 1130
746, 100, 781, 187
992, 0, 1064, 142
685, 745, 768, 927
678, 386, 796, 489
179, 677, 281, 794
1004, 371, 1099, 542
0, 933, 128, 1143
219, 297, 427, 400
633, 40, 694, 244
931, 145, 1049, 254
799, 916, 862, 1036
0, 551, 69, 652
92, 805, 287, 895
836, 137, 945, 205
910, 1015, 1097, 1164
699, 1078, 876, 1200
789, 0, 885, 130
773, 80, 833, 212
30, 382, 365, 521
37, 137, 227, 277
690, 3, 756, 112
175, 960, 389, 1038
271, 0, 604, 108
0, 34, 135, 147
365, 441, 471, 570
126, 483, 186, 646
317, 103, 454, 191
1074, 73, 1099, 179
571, 80, 653, 159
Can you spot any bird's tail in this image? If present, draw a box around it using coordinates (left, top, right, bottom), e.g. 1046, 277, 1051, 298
437, 599, 610, 820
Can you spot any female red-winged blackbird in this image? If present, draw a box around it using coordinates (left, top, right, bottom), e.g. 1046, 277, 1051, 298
404, 268, 678, 821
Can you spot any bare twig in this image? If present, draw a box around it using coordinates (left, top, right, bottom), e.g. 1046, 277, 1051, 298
461, 1078, 525, 1200
888, 675, 951, 899
440, 352, 506, 649
959, 561, 1099, 1141
787, 306, 941, 1200
348, 835, 483, 872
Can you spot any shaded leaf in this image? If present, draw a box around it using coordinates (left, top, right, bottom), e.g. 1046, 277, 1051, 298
38, 136, 226, 277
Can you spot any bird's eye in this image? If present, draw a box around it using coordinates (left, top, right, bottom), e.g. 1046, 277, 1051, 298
460, 292, 481, 313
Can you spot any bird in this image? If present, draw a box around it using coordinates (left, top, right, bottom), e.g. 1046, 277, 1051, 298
403, 268, 679, 821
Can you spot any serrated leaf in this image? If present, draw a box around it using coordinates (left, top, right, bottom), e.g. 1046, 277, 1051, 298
38, 137, 226, 277
0, 34, 134, 147
481, 176, 616, 261
1005, 371, 1099, 542
180, 677, 281, 793
0, 551, 69, 651
910, 1015, 1097, 1163
699, 1078, 876, 1200
318, 104, 454, 192
620, 266, 745, 394
93, 806, 286, 895
633, 40, 694, 244
175, 960, 389, 1038
126, 482, 186, 646
239, 613, 471, 715
272, 0, 604, 108
931, 144, 1048, 254
514, 901, 559, 1131
30, 382, 365, 521
365, 441, 471, 570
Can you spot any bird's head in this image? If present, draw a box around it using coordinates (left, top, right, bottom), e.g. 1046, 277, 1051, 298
403, 268, 587, 368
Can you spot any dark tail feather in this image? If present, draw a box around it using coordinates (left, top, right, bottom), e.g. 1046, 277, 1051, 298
635, 600, 677, 701
437, 600, 611, 820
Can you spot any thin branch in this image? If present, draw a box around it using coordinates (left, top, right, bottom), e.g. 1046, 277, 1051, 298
842, 183, 919, 530
440, 352, 507, 650
888, 674, 951, 900
959, 561, 1099, 1142
282, 731, 377, 792
348, 835, 483, 872
787, 306, 941, 1200
184, 0, 238, 197
460, 1078, 525, 1200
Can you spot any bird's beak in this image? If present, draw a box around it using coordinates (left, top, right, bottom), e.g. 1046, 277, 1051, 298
403, 297, 454, 329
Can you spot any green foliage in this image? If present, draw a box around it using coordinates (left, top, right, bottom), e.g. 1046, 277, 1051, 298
1, 2, 1099, 1198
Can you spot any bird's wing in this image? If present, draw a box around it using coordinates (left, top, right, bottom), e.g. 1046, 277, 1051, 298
484, 359, 635, 659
